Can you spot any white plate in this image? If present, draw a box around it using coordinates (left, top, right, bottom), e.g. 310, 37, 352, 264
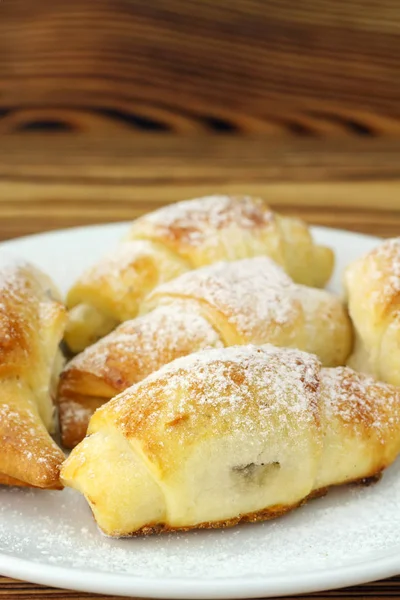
0, 223, 397, 599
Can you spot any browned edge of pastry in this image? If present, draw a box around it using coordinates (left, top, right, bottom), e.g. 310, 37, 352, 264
101, 471, 382, 538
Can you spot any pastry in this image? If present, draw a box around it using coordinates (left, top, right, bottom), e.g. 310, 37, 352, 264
0, 257, 66, 488
58, 257, 352, 448
61, 344, 400, 536
65, 195, 334, 352
345, 238, 400, 385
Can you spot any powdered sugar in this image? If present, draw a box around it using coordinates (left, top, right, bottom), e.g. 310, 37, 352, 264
321, 366, 400, 441
133, 196, 274, 246
0, 400, 62, 474
0, 221, 399, 595
76, 240, 186, 290
59, 399, 93, 427
0, 253, 32, 288
1, 451, 400, 583
64, 302, 223, 388
83, 240, 169, 277
108, 345, 321, 459
367, 237, 400, 304
150, 257, 298, 343
0, 257, 65, 483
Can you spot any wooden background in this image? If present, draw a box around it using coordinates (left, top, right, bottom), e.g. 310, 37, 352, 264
0, 0, 400, 240
1, 0, 400, 598
1, 0, 400, 135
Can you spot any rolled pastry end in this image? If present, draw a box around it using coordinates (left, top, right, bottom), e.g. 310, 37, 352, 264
0, 398, 65, 490
64, 304, 118, 354
58, 395, 105, 450
61, 427, 166, 536
312, 245, 335, 288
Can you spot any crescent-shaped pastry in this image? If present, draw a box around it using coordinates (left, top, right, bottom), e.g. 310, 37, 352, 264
0, 257, 66, 488
61, 344, 400, 536
345, 238, 400, 385
58, 257, 352, 448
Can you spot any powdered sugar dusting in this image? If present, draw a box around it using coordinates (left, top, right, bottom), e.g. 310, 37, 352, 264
83, 240, 165, 275
59, 399, 94, 427
107, 345, 321, 463
367, 237, 400, 305
321, 366, 400, 441
150, 257, 298, 343
1, 211, 398, 594
64, 301, 223, 390
132, 196, 274, 246
75, 240, 186, 288
0, 257, 65, 483
0, 402, 61, 465
0, 477, 397, 581
2, 422, 400, 584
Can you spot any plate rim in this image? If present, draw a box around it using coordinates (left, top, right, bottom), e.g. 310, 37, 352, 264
1, 547, 400, 599
0, 222, 394, 599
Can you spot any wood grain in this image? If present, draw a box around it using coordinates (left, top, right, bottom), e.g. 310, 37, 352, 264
0, 0, 399, 136
0, 135, 400, 240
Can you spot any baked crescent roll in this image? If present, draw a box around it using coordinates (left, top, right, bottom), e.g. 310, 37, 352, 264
61, 344, 400, 536
0, 257, 66, 488
345, 238, 400, 385
65, 196, 334, 352
58, 257, 352, 448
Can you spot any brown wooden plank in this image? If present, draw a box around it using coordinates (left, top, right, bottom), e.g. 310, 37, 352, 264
0, 136, 400, 240
0, 0, 400, 135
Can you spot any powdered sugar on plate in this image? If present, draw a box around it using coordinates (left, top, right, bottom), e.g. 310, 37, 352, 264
1, 463, 400, 581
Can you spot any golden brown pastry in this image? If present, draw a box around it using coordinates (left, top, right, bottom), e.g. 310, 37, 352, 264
61, 344, 400, 537
345, 238, 400, 385
0, 257, 66, 488
65, 196, 334, 352
58, 257, 352, 448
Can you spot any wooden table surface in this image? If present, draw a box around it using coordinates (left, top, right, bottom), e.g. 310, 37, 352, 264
1, 133, 400, 598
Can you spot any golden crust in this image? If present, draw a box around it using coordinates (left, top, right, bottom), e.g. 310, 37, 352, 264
128, 196, 275, 267
59, 258, 350, 449
129, 195, 333, 287
106, 482, 396, 537
58, 396, 110, 450
0, 259, 66, 488
345, 238, 400, 385
0, 473, 62, 490
65, 196, 333, 353
0, 394, 64, 489
59, 301, 223, 447
62, 344, 400, 537
112, 499, 309, 537
97, 347, 321, 475
66, 240, 188, 320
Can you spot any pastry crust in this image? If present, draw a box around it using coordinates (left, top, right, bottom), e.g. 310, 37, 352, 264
58, 258, 351, 448
65, 196, 334, 352
0, 257, 66, 488
61, 344, 397, 537
345, 238, 400, 385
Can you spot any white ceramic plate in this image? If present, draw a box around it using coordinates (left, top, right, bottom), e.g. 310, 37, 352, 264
0, 223, 398, 599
